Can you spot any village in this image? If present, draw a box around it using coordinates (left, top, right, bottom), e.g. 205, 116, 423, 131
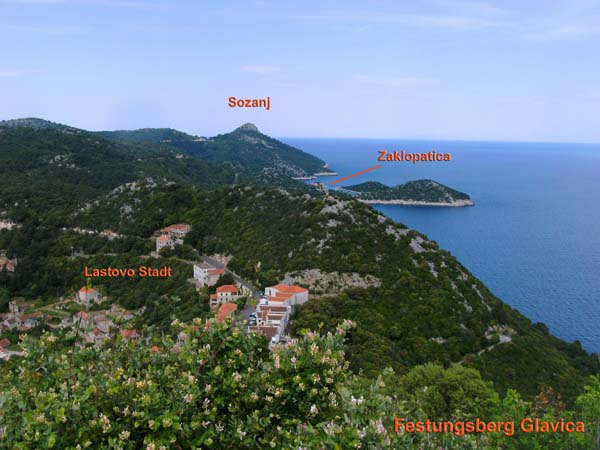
0, 222, 309, 360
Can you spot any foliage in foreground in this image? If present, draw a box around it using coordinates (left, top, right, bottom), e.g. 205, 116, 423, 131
0, 320, 599, 449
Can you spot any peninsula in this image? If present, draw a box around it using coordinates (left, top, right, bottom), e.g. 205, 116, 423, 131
342, 180, 475, 207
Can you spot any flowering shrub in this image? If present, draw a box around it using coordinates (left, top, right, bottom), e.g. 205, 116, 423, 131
0, 319, 598, 449
0, 319, 388, 449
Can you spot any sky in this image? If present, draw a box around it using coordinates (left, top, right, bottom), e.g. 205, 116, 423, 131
1, 0, 599, 142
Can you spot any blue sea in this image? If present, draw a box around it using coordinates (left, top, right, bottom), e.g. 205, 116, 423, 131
283, 138, 600, 353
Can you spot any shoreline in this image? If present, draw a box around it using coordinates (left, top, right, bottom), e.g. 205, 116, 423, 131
292, 170, 338, 180
358, 198, 475, 207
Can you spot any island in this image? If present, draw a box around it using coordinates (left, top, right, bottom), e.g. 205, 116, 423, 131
341, 180, 475, 207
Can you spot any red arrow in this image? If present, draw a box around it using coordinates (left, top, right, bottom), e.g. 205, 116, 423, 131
329, 165, 382, 185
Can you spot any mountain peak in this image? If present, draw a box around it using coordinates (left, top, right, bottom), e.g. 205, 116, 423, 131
0, 117, 78, 131
234, 123, 259, 133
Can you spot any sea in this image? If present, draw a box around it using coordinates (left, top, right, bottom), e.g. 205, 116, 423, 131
283, 138, 600, 353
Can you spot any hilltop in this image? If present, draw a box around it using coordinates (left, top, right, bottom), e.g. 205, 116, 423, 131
0, 117, 79, 131
97, 127, 207, 144
343, 180, 474, 206
99, 122, 333, 179
183, 122, 333, 178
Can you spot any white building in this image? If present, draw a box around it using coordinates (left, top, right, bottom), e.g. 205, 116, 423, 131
193, 263, 225, 287
155, 235, 175, 253
210, 284, 239, 308
77, 287, 103, 307
248, 304, 291, 346
265, 284, 309, 307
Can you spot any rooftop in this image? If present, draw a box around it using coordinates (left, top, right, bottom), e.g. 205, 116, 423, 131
270, 284, 308, 294
122, 329, 140, 339
217, 302, 238, 323
216, 284, 238, 294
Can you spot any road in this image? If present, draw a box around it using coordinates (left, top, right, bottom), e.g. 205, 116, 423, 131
198, 255, 258, 298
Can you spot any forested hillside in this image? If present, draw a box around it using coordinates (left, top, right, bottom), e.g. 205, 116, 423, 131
98, 127, 205, 144
62, 183, 599, 402
0, 125, 234, 217
1, 119, 599, 448
100, 122, 332, 178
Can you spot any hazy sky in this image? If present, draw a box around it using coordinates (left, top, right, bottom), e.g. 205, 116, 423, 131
1, 0, 599, 142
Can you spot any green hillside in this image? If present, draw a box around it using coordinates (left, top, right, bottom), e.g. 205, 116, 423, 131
97, 127, 205, 144
100, 122, 332, 178
0, 117, 77, 131
0, 124, 234, 216
59, 183, 598, 402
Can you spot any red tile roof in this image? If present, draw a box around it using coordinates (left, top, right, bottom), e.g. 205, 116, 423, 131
122, 329, 140, 339
268, 293, 293, 303
207, 268, 225, 275
0, 338, 10, 348
19, 311, 42, 320
164, 224, 189, 231
210, 294, 217, 300
75, 311, 90, 319
79, 287, 96, 293
271, 284, 308, 294
217, 302, 238, 323
157, 235, 170, 241
216, 284, 238, 294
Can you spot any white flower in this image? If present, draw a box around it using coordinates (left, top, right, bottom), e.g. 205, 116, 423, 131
375, 418, 386, 435
184, 393, 193, 403
309, 404, 319, 416
119, 430, 130, 440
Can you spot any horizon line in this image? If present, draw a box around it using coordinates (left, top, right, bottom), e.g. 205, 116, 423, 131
278, 135, 600, 146
2, 116, 600, 146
